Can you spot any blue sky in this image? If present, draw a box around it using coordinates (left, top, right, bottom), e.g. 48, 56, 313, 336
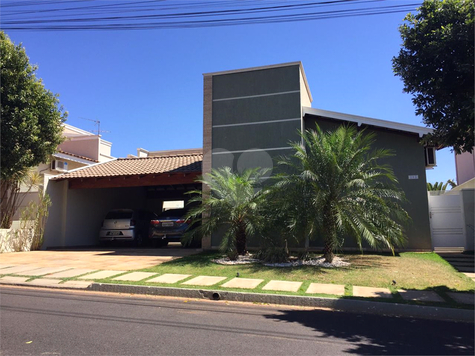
3, 0, 456, 184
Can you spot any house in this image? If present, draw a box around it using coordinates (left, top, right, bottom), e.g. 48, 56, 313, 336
13, 124, 114, 221
44, 62, 436, 251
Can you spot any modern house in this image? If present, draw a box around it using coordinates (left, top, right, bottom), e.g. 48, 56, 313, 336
44, 62, 436, 251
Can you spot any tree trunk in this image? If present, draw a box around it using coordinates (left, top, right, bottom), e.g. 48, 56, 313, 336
1, 179, 21, 229
323, 237, 335, 263
322, 202, 337, 263
235, 223, 247, 255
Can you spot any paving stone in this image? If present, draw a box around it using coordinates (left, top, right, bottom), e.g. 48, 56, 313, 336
353, 286, 393, 299
0, 265, 40, 274
463, 272, 475, 279
221, 278, 264, 289
0, 276, 29, 284
46, 268, 96, 279
447, 292, 475, 305
147, 274, 191, 284
182, 276, 227, 286
26, 278, 62, 286
16, 267, 70, 276
262, 280, 302, 292
78, 270, 126, 280
0, 264, 13, 270
398, 290, 445, 303
306, 283, 345, 296
112, 272, 157, 282
61, 280, 93, 289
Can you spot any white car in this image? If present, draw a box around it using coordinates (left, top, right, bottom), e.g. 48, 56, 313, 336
99, 209, 157, 247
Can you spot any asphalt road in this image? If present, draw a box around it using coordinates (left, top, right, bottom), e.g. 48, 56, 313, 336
0, 286, 473, 355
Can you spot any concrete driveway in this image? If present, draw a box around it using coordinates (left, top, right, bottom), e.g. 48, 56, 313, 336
0, 244, 200, 271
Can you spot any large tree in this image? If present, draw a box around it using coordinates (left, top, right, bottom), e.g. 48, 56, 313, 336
392, 0, 474, 153
279, 126, 409, 263
1, 31, 66, 228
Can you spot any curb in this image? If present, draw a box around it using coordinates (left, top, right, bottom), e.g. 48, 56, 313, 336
88, 282, 475, 323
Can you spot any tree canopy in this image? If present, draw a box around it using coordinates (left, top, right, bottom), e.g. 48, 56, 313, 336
184, 167, 270, 258
278, 126, 409, 263
392, 0, 474, 153
1, 31, 66, 182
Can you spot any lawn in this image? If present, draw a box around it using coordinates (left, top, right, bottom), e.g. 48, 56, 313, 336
134, 251, 474, 292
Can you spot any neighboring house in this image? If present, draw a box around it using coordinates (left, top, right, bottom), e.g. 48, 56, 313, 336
44, 62, 438, 251
455, 151, 475, 186
427, 150, 475, 252
13, 123, 114, 220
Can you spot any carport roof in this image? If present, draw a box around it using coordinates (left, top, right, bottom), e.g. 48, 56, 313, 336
53, 152, 202, 180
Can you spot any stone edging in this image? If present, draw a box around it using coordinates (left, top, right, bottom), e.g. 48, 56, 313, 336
88, 282, 474, 323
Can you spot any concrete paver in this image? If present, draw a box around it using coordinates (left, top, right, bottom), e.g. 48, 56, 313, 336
447, 292, 475, 305
147, 274, 191, 284
221, 278, 264, 289
262, 280, 302, 292
0, 276, 29, 284
46, 269, 97, 279
306, 283, 345, 296
61, 280, 93, 289
353, 286, 393, 299
0, 265, 41, 274
182, 276, 227, 286
398, 290, 445, 303
15, 267, 70, 276
112, 272, 157, 282
26, 278, 62, 286
78, 270, 126, 280
0, 265, 14, 270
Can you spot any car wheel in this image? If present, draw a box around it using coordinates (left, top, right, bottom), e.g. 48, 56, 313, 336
135, 234, 143, 248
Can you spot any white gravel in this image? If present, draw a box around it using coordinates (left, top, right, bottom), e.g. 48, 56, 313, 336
213, 255, 350, 268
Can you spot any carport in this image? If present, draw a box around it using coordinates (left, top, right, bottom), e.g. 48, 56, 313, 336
43, 150, 202, 248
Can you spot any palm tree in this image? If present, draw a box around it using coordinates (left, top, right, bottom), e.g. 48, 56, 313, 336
277, 125, 409, 263
427, 179, 457, 191
184, 167, 269, 259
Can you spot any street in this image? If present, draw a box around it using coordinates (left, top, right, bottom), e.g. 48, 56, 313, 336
0, 286, 473, 355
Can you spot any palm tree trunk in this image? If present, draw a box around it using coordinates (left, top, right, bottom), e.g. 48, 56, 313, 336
322, 205, 337, 263
323, 238, 335, 263
235, 223, 247, 255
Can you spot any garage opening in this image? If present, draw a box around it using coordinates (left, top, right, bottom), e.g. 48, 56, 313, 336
43, 151, 202, 249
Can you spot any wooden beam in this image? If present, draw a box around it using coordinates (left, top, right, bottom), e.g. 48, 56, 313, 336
68, 172, 201, 189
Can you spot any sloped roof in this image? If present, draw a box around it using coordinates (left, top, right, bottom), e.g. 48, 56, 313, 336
53, 152, 202, 180
55, 149, 99, 163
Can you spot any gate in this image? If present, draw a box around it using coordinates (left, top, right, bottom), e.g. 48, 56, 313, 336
428, 192, 466, 251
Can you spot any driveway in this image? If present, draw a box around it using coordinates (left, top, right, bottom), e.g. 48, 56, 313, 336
0, 244, 199, 271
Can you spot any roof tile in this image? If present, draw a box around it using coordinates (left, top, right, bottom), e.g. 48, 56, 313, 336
53, 153, 202, 180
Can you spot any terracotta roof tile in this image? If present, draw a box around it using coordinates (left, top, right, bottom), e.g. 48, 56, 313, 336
56, 149, 99, 163
53, 153, 202, 180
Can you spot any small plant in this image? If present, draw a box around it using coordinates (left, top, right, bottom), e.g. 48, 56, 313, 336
255, 246, 290, 264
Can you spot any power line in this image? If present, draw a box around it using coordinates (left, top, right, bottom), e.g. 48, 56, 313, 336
0, 0, 422, 31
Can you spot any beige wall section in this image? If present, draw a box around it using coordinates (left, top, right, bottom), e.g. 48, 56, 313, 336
299, 65, 312, 108
99, 139, 113, 162
455, 151, 475, 185
201, 75, 213, 249
59, 136, 100, 161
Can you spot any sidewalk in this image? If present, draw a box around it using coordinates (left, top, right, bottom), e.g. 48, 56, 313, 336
0, 263, 473, 322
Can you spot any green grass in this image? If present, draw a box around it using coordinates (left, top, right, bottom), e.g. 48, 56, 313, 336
129, 251, 474, 292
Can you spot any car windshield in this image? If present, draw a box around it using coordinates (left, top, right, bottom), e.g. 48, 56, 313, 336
105, 211, 133, 220
158, 209, 186, 218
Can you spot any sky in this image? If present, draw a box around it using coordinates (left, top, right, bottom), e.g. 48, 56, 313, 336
2, 0, 457, 184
